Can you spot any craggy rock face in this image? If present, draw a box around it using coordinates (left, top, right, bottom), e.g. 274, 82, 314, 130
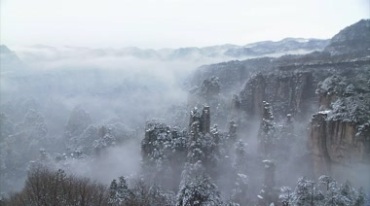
310, 113, 369, 174
186, 20, 370, 186
308, 64, 370, 180
325, 19, 370, 57
309, 113, 331, 177
219, 59, 370, 187
325, 121, 363, 164
239, 70, 316, 120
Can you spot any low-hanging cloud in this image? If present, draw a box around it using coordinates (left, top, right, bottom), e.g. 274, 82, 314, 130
56, 139, 142, 184
1, 45, 214, 193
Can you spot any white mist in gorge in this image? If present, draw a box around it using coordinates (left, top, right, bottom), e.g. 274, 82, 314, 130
1, 0, 370, 205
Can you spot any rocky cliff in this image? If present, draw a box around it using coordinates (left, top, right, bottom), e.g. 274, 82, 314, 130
325, 19, 370, 57
236, 58, 370, 177
309, 68, 370, 178
236, 58, 370, 178
188, 19, 370, 182
238, 70, 317, 120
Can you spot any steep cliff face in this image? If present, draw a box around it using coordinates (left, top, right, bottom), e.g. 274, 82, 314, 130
237, 61, 370, 172
309, 113, 331, 176
239, 70, 317, 120
187, 58, 275, 95
309, 66, 370, 179
237, 58, 370, 120
326, 121, 359, 164
188, 20, 370, 181
310, 112, 369, 173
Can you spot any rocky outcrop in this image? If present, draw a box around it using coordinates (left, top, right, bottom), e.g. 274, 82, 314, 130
309, 66, 370, 177
187, 20, 370, 180
239, 63, 370, 178
239, 70, 316, 120
309, 112, 331, 176
188, 57, 274, 95
232, 57, 370, 183
310, 112, 370, 177
189, 106, 211, 134
325, 19, 370, 57
257, 101, 276, 157
236, 56, 370, 120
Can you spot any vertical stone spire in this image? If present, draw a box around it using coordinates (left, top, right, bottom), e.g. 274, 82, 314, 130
201, 106, 210, 133
258, 101, 276, 157
189, 106, 211, 134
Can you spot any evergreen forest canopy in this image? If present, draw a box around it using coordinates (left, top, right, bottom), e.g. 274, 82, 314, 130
1, 19, 370, 206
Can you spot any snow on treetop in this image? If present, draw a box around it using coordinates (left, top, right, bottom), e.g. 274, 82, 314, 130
262, 159, 275, 168
318, 110, 331, 115
326, 95, 370, 123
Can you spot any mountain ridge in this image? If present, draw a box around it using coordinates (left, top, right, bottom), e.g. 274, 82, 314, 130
3, 37, 329, 63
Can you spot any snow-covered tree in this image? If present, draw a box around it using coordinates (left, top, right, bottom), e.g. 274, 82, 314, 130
176, 161, 223, 206
108, 179, 120, 206
290, 177, 317, 206
322, 180, 365, 206
319, 175, 334, 191
117, 176, 132, 204
5, 165, 108, 206
280, 176, 366, 206
93, 126, 117, 154
141, 121, 188, 190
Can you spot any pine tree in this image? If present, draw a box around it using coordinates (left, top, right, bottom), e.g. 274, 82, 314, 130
117, 176, 133, 204
108, 179, 119, 206
176, 161, 223, 206
280, 176, 366, 206
354, 187, 365, 206
290, 177, 316, 206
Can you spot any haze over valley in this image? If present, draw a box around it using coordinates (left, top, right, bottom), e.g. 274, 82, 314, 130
1, 0, 370, 205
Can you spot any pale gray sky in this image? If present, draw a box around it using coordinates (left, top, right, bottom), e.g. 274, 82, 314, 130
1, 0, 369, 49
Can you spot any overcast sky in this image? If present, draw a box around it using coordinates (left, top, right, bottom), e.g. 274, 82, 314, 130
1, 0, 369, 49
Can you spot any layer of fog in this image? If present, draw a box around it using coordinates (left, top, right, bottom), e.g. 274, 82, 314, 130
2, 44, 368, 197
2, 46, 204, 127
54, 140, 141, 184
1, 45, 211, 193
2, 44, 271, 194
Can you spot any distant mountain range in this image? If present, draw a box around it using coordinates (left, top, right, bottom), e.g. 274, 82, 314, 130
157, 38, 329, 59
188, 19, 370, 94
6, 19, 369, 72
0, 37, 329, 70
0, 45, 24, 71
325, 19, 370, 56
